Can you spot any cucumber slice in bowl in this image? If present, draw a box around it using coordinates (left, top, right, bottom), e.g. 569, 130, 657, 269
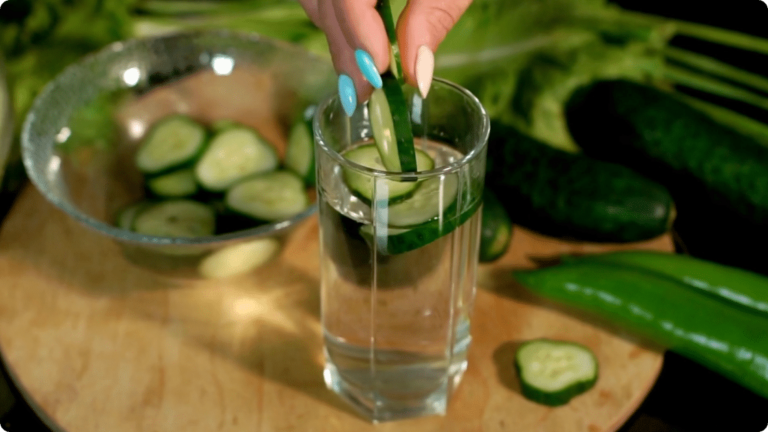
115, 202, 150, 231
146, 168, 198, 198
515, 339, 599, 407
135, 115, 208, 175
285, 116, 315, 186
195, 126, 279, 192
132, 199, 216, 238
225, 170, 309, 222
342, 144, 434, 202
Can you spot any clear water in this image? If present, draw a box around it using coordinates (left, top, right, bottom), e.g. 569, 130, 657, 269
318, 140, 482, 421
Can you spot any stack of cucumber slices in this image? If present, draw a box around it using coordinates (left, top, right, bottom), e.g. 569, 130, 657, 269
117, 113, 315, 238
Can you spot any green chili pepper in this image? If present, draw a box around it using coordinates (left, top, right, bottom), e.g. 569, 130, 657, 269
514, 261, 768, 400
562, 251, 768, 317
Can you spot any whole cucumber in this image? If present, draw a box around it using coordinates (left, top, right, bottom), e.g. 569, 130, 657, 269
479, 189, 513, 262
485, 121, 676, 243
514, 261, 768, 400
562, 251, 768, 317
565, 79, 768, 275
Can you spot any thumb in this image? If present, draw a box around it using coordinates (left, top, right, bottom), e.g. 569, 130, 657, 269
396, 0, 472, 98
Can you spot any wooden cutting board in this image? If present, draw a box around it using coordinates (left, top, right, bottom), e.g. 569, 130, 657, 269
0, 185, 672, 432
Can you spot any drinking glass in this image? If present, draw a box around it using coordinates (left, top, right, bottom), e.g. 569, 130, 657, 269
314, 78, 490, 422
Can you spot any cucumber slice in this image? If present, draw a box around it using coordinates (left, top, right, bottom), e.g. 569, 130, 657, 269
198, 237, 281, 279
285, 117, 315, 186
225, 170, 309, 222
194, 126, 279, 192
146, 168, 198, 198
368, 76, 416, 173
135, 115, 207, 175
132, 200, 216, 238
115, 202, 149, 230
360, 199, 481, 255
342, 144, 434, 202
387, 173, 459, 227
515, 339, 599, 407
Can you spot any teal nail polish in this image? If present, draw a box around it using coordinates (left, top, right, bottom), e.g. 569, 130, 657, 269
355, 50, 382, 89
338, 74, 357, 117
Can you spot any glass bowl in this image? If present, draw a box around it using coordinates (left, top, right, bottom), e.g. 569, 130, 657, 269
21, 30, 336, 279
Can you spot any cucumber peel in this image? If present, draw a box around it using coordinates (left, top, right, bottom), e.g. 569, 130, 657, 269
375, 0, 403, 84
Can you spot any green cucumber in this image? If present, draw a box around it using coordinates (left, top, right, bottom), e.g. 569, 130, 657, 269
341, 144, 434, 202
515, 339, 598, 407
135, 115, 207, 175
485, 120, 676, 243
146, 168, 198, 198
225, 170, 309, 222
132, 199, 216, 238
194, 126, 278, 192
562, 251, 768, 317
514, 261, 768, 401
284, 114, 316, 186
198, 237, 281, 280
565, 79, 768, 274
479, 189, 513, 262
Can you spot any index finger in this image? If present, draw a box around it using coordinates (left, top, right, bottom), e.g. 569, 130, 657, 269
332, 0, 390, 73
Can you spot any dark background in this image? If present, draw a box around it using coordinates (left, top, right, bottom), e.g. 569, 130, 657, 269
1, 0, 768, 430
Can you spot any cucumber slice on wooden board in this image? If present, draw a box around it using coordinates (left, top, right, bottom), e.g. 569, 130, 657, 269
342, 144, 434, 202
135, 115, 208, 175
194, 126, 279, 192
515, 339, 599, 407
132, 200, 216, 238
479, 189, 513, 262
284, 116, 316, 186
198, 237, 281, 279
225, 170, 309, 222
146, 168, 198, 198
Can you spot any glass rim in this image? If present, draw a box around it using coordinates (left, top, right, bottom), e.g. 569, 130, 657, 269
313, 77, 490, 180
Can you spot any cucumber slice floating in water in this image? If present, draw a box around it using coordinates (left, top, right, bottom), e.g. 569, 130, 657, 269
194, 126, 278, 192
285, 117, 315, 186
132, 200, 216, 238
225, 170, 309, 222
147, 168, 198, 198
515, 339, 599, 407
387, 173, 459, 227
135, 115, 207, 175
342, 144, 434, 202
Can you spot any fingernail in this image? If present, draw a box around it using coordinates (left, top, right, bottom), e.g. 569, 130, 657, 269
416, 45, 434, 99
338, 74, 357, 117
355, 49, 382, 89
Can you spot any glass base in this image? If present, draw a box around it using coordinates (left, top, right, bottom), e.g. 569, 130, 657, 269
322, 344, 469, 423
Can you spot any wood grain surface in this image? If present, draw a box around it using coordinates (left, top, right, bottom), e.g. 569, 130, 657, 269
0, 184, 673, 432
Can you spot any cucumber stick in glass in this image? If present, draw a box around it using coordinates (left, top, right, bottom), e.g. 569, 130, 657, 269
369, 76, 417, 173
514, 261, 768, 400
515, 339, 598, 406
135, 115, 208, 175
195, 126, 278, 192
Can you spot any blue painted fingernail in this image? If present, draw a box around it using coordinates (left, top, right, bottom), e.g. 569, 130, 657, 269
355, 49, 382, 89
338, 74, 357, 117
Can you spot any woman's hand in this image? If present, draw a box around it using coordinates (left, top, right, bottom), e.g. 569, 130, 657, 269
298, 0, 472, 116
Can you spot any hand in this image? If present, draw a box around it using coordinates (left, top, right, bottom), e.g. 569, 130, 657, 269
298, 0, 472, 116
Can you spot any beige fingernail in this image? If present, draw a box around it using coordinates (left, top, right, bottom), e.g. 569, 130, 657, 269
416, 45, 434, 99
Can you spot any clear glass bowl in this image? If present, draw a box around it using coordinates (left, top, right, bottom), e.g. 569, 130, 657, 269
21, 31, 336, 279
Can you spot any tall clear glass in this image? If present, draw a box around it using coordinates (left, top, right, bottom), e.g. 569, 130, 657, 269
314, 78, 490, 422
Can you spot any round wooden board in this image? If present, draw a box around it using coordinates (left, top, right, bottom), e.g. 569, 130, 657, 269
0, 185, 671, 432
